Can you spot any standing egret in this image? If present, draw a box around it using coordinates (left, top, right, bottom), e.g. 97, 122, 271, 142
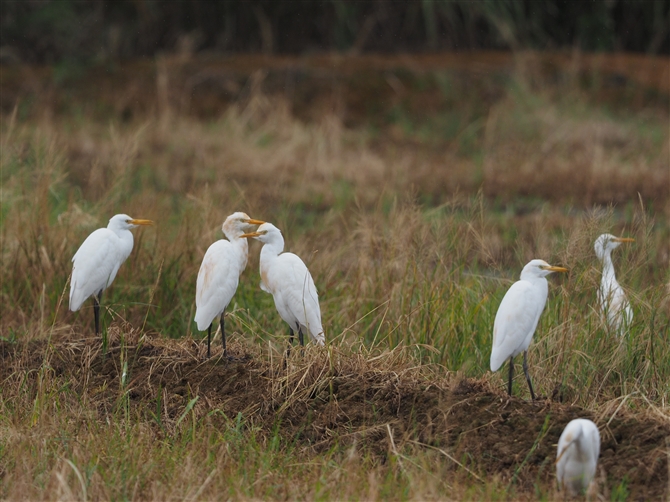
556, 418, 600, 496
194, 212, 265, 359
240, 222, 325, 349
595, 234, 634, 334
490, 259, 568, 399
69, 214, 154, 336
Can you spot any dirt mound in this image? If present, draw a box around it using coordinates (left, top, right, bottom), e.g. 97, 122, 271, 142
1, 329, 668, 499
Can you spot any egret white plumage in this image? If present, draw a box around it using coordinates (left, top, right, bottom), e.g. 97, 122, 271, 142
595, 233, 634, 334
490, 259, 568, 399
556, 418, 600, 495
240, 222, 325, 348
69, 214, 154, 335
194, 212, 265, 358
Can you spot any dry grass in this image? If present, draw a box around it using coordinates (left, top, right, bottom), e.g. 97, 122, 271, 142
1, 330, 668, 500
1, 53, 669, 499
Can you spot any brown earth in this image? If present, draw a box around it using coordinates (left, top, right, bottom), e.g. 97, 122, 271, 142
1, 327, 668, 500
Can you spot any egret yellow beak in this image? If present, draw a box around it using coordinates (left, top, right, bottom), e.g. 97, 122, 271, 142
614, 237, 635, 243
243, 218, 266, 225
240, 231, 262, 239
541, 265, 568, 273
129, 219, 154, 226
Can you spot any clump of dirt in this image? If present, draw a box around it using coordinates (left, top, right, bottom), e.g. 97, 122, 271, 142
1, 329, 667, 499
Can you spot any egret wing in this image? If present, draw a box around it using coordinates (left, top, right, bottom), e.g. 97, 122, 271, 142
70, 229, 123, 311
267, 253, 323, 341
599, 277, 633, 332
490, 281, 542, 371
194, 240, 243, 331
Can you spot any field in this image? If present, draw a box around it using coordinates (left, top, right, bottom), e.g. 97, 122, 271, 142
1, 51, 669, 500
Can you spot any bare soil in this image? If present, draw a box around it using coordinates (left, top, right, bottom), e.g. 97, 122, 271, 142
1, 329, 667, 500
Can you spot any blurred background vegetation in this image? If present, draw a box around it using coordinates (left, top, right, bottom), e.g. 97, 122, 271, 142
2, 0, 669, 65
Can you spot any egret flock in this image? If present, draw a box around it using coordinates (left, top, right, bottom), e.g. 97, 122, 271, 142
68, 212, 634, 495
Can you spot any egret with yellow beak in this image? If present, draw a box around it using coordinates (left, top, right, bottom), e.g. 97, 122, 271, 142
595, 234, 634, 334
241, 222, 325, 349
194, 212, 265, 358
490, 259, 568, 399
70, 214, 154, 336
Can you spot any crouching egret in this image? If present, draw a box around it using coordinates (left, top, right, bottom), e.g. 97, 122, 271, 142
556, 418, 600, 495
595, 234, 634, 334
69, 214, 154, 336
240, 222, 325, 348
490, 259, 567, 399
194, 212, 265, 358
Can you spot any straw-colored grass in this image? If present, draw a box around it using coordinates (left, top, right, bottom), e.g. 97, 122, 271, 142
1, 57, 669, 499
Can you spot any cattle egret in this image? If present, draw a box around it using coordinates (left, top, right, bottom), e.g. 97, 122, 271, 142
240, 222, 325, 348
70, 214, 154, 335
556, 418, 600, 495
595, 234, 634, 334
194, 212, 265, 358
490, 259, 568, 399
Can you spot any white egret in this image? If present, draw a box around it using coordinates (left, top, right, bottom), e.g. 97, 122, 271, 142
194, 212, 265, 358
490, 259, 568, 399
69, 214, 154, 336
595, 233, 634, 334
556, 418, 600, 496
240, 222, 325, 348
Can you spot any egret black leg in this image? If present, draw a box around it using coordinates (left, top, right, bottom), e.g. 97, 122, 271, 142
297, 323, 304, 347
94, 290, 103, 336
286, 328, 294, 359
220, 312, 227, 358
207, 323, 212, 359
522, 351, 536, 400
508, 356, 514, 396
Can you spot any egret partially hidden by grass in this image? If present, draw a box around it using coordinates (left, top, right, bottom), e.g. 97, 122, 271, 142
194, 212, 265, 359
241, 222, 325, 350
556, 418, 601, 496
490, 259, 568, 399
595, 233, 635, 335
69, 214, 154, 336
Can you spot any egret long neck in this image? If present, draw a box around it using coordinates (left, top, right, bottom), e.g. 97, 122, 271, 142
258, 235, 284, 291
232, 236, 249, 270
260, 234, 285, 262
110, 227, 134, 260
600, 250, 617, 287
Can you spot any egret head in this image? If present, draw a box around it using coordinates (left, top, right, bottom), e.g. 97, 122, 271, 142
594, 233, 634, 260
521, 259, 569, 279
108, 214, 154, 230
222, 212, 265, 239
240, 222, 282, 244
